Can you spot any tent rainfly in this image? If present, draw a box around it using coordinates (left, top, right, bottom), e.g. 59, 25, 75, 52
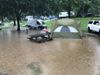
51, 19, 82, 39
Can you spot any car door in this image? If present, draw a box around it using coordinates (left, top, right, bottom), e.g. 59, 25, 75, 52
94, 21, 100, 32
88, 21, 94, 30
93, 21, 100, 32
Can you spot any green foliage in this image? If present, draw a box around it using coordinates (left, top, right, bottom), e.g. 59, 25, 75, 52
48, 0, 100, 17
0, 0, 100, 18
0, 0, 49, 31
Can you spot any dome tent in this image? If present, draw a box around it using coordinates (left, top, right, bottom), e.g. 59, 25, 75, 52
54, 26, 78, 32
51, 19, 82, 39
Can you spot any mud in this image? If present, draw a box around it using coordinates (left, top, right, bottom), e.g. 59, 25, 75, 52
0, 30, 100, 75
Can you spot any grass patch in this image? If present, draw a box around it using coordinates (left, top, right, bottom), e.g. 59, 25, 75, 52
44, 17, 100, 32
75, 18, 89, 28
44, 20, 54, 29
20, 21, 27, 27
4, 21, 13, 27
74, 17, 100, 27
1, 17, 100, 32
74, 17, 100, 32
3, 20, 27, 28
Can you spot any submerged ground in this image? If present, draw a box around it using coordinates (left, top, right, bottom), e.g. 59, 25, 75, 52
0, 30, 100, 75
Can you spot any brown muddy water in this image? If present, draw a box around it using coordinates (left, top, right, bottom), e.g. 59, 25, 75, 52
0, 30, 100, 75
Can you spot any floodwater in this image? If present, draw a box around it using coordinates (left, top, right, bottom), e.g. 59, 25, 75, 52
0, 30, 100, 75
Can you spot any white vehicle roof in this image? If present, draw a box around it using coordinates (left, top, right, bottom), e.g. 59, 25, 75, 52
60, 12, 68, 14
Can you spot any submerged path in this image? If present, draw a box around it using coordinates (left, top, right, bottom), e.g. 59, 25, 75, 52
0, 30, 100, 75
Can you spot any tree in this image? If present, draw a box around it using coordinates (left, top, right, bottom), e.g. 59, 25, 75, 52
73, 0, 100, 17
48, 0, 100, 17
0, 0, 100, 27
48, 0, 75, 18
0, 0, 49, 31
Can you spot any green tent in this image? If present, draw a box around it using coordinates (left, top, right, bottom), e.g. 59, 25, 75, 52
51, 19, 82, 39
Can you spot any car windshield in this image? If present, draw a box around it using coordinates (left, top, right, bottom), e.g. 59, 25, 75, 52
93, 21, 99, 25
88, 21, 93, 24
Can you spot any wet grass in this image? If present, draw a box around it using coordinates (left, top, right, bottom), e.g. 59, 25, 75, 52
44, 20, 54, 29
74, 17, 100, 32
3, 20, 27, 27
44, 17, 100, 32
0, 21, 27, 31
1, 17, 100, 32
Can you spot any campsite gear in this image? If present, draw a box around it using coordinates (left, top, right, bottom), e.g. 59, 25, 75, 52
27, 18, 81, 43
28, 32, 53, 43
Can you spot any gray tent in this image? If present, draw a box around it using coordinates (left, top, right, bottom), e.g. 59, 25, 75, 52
54, 26, 78, 32
51, 19, 82, 39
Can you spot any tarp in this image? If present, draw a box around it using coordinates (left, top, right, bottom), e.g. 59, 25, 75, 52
52, 18, 80, 29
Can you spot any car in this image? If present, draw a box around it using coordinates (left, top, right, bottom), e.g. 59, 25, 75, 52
88, 20, 100, 33
0, 21, 3, 26
59, 12, 68, 18
58, 11, 75, 18
26, 17, 47, 30
48, 15, 58, 20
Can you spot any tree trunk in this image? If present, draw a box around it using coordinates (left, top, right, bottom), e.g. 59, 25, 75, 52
76, 8, 81, 17
68, 9, 71, 18
13, 17, 16, 26
68, 1, 71, 18
76, 6, 83, 17
1, 16, 4, 22
16, 15, 20, 31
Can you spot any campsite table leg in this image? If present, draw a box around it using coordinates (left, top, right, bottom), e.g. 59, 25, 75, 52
26, 28, 29, 34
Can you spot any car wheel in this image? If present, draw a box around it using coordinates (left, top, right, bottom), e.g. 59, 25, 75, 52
88, 27, 92, 33
98, 30, 100, 36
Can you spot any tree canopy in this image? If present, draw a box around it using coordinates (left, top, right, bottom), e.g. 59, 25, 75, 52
0, 0, 100, 31
0, 0, 49, 31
